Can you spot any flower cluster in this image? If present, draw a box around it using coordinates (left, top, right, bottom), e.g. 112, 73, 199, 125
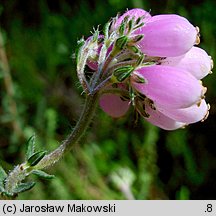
81, 8, 213, 130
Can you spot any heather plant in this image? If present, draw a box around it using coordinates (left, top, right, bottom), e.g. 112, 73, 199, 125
0, 8, 213, 199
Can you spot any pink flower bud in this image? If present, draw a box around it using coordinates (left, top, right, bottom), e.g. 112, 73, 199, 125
160, 46, 213, 79
131, 65, 203, 109
85, 35, 103, 70
87, 59, 99, 71
86, 35, 113, 71
99, 94, 130, 118
137, 15, 199, 57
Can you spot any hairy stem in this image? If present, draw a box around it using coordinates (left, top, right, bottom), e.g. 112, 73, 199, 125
4, 93, 99, 194
34, 93, 99, 170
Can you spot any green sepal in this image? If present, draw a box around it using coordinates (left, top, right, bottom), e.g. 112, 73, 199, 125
103, 22, 110, 39
75, 38, 85, 64
13, 182, 36, 194
142, 62, 156, 66
113, 65, 134, 82
115, 36, 128, 50
128, 45, 141, 54
119, 22, 126, 36
118, 15, 129, 36
130, 35, 144, 44
136, 54, 145, 66
135, 16, 144, 25
27, 151, 46, 167
123, 15, 130, 24
26, 135, 36, 160
92, 29, 99, 42
134, 22, 145, 30
133, 75, 146, 83
128, 16, 135, 33
32, 170, 54, 180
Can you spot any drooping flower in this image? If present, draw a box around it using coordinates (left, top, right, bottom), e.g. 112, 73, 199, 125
99, 65, 209, 130
129, 65, 209, 129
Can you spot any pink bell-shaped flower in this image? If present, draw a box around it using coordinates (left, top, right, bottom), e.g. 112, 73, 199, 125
131, 65, 204, 109
137, 14, 199, 57
160, 46, 213, 79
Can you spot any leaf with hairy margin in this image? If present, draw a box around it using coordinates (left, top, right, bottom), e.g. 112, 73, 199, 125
32, 170, 54, 180
13, 182, 36, 194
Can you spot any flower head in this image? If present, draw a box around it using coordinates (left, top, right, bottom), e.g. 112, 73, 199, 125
78, 8, 212, 130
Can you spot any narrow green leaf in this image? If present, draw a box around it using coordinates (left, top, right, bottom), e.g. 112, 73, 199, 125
32, 170, 54, 180
26, 135, 36, 159
0, 166, 7, 181
27, 151, 46, 167
13, 182, 36, 194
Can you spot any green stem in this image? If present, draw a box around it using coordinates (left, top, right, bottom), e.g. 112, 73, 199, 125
34, 93, 99, 169
4, 93, 99, 195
